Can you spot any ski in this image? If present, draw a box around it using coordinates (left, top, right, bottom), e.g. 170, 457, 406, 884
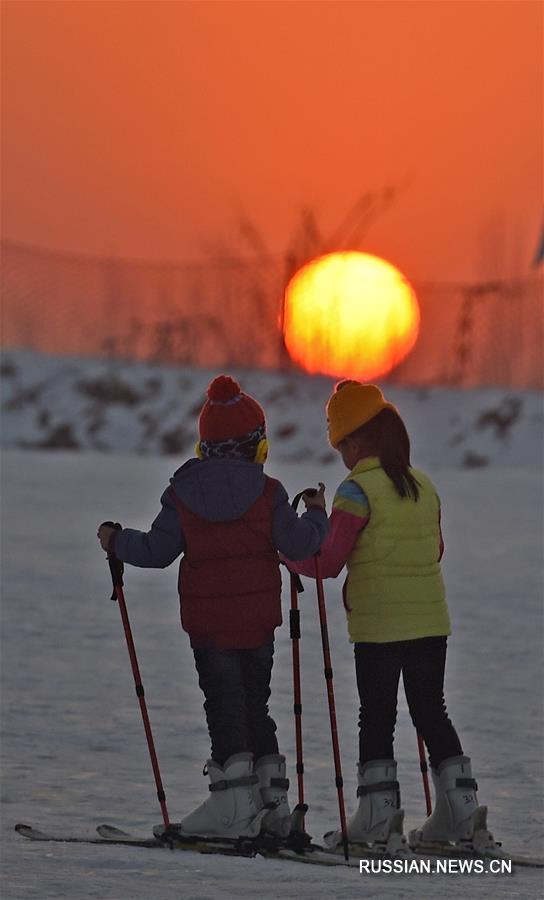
98, 824, 544, 869
406, 807, 544, 869
15, 824, 255, 859
411, 843, 544, 869
100, 825, 366, 866
14, 824, 159, 848
98, 825, 270, 860
15, 822, 544, 869
16, 822, 358, 866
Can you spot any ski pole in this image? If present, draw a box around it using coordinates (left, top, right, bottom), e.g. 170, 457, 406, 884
101, 522, 170, 829
288, 492, 310, 834
291, 487, 349, 859
417, 732, 432, 816
313, 553, 350, 861
290, 572, 306, 807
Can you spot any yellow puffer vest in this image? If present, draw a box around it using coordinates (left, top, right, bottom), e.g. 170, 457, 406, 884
344, 458, 451, 643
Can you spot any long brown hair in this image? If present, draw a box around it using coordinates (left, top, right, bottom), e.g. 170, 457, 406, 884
353, 408, 420, 500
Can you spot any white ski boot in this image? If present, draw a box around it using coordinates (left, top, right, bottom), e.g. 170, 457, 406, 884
157, 752, 267, 840
409, 755, 495, 850
324, 759, 407, 853
255, 754, 291, 838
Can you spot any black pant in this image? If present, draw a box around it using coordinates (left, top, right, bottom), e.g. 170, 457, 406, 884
193, 643, 279, 767
355, 636, 462, 770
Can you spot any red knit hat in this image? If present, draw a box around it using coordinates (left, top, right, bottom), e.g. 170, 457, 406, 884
199, 375, 265, 442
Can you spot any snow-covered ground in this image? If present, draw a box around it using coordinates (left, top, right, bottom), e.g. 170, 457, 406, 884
1, 443, 543, 898
2, 349, 543, 467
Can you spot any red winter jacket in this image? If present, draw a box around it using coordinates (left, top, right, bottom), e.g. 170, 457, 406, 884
110, 458, 329, 648
169, 477, 282, 649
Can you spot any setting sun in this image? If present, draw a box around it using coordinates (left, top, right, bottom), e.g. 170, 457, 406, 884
282, 251, 420, 381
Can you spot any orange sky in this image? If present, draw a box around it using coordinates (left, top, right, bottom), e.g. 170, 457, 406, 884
2, 0, 542, 282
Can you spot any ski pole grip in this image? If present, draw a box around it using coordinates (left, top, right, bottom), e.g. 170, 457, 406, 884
281, 561, 304, 593
100, 521, 124, 599
288, 490, 318, 594
292, 573, 304, 593
291, 488, 318, 513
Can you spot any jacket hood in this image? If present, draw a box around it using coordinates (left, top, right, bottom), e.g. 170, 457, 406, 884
170, 458, 267, 522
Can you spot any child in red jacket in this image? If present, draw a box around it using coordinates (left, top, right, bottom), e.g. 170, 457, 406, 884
98, 375, 327, 841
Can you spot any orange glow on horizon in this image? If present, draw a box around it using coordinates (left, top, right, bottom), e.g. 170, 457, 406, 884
2, 1, 541, 283
283, 252, 420, 381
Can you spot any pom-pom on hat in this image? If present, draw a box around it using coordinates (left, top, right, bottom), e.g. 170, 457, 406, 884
199, 375, 265, 442
326, 380, 397, 448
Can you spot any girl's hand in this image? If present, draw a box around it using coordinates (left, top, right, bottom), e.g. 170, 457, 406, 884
303, 482, 326, 511
97, 524, 115, 551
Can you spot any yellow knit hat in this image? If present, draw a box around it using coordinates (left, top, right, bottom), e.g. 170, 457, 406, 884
326, 380, 397, 448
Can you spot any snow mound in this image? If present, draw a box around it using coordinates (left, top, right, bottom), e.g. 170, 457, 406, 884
1, 350, 542, 467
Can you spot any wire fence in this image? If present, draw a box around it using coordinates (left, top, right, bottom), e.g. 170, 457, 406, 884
1, 238, 542, 388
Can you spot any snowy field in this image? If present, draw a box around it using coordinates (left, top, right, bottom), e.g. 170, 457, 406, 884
1, 446, 543, 899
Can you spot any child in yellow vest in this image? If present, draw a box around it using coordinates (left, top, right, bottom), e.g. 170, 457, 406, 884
286, 380, 495, 852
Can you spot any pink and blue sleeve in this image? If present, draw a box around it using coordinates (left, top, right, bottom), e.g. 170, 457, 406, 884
285, 479, 370, 578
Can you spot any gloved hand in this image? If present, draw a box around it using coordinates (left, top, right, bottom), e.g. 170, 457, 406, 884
302, 482, 326, 511
97, 521, 122, 552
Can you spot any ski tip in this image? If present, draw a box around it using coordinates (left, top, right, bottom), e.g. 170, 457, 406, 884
15, 824, 49, 841
15, 823, 35, 834
96, 825, 132, 838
